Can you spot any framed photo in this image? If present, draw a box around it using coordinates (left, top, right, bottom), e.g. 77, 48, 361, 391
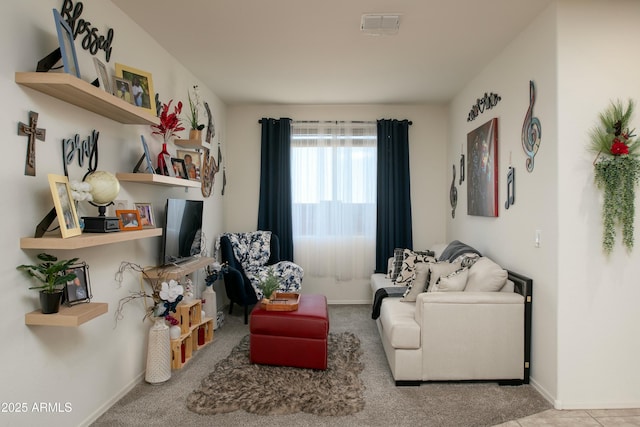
64, 262, 92, 306
93, 57, 111, 94
113, 77, 133, 104
48, 174, 81, 238
109, 200, 128, 217
176, 149, 201, 181
116, 209, 143, 231
115, 63, 155, 115
467, 118, 499, 217
133, 135, 156, 174
161, 153, 175, 177
53, 8, 80, 78
134, 202, 155, 228
171, 157, 188, 179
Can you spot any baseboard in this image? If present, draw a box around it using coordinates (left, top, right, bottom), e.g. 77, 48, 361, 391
327, 300, 370, 305
78, 371, 145, 427
529, 376, 556, 408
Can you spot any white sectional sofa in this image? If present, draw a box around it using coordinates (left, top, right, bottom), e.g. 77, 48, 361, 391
371, 241, 532, 386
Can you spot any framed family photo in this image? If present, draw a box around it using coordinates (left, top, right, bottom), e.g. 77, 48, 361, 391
115, 63, 155, 115
171, 158, 188, 179
176, 149, 201, 181
48, 174, 81, 238
64, 262, 92, 306
113, 77, 133, 104
53, 8, 80, 78
116, 209, 143, 231
134, 202, 155, 228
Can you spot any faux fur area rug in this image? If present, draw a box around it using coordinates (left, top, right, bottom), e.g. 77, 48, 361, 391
186, 332, 364, 416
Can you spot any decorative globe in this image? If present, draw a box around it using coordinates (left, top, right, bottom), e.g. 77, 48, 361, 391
84, 171, 120, 205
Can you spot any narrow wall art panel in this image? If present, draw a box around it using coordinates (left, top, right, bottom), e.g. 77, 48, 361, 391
467, 118, 499, 217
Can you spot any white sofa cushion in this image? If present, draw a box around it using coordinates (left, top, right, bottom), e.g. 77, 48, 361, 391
379, 298, 421, 349
427, 260, 462, 290
401, 261, 432, 302
431, 267, 469, 292
465, 257, 508, 292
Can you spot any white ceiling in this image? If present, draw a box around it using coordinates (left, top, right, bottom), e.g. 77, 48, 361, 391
112, 0, 552, 105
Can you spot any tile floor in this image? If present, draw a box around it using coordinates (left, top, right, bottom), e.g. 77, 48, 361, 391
500, 409, 640, 426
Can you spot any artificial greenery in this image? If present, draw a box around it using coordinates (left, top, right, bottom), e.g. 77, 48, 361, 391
186, 85, 205, 131
17, 253, 78, 293
589, 99, 640, 254
258, 267, 280, 299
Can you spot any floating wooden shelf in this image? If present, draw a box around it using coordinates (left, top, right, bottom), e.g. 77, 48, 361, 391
144, 257, 215, 280
15, 72, 159, 126
174, 139, 208, 150
116, 173, 201, 188
20, 228, 162, 250
25, 302, 108, 327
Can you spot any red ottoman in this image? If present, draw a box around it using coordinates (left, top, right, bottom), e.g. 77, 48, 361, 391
250, 294, 329, 370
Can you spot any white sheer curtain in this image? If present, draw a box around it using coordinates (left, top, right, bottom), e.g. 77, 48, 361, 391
291, 122, 377, 281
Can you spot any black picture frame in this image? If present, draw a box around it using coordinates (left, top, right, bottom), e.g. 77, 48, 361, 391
171, 157, 188, 179
64, 263, 92, 306
53, 8, 80, 78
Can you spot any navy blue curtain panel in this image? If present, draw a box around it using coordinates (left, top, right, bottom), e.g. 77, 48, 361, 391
375, 119, 413, 273
257, 118, 294, 261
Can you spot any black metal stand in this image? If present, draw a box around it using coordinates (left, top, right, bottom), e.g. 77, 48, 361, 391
34, 207, 57, 238
36, 48, 62, 73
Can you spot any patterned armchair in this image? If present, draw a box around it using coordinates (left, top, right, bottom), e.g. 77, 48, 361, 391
220, 231, 303, 324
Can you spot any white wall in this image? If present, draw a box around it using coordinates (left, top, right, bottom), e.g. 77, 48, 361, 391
448, 3, 559, 404
555, 0, 640, 409
449, 0, 640, 409
1, 1, 225, 425
225, 104, 448, 302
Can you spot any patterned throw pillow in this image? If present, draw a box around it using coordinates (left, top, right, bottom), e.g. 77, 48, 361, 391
427, 260, 463, 291
389, 248, 405, 280
395, 249, 436, 286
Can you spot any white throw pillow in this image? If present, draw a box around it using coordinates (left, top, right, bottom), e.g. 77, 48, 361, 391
432, 267, 469, 292
427, 260, 462, 291
464, 257, 508, 292
401, 262, 431, 302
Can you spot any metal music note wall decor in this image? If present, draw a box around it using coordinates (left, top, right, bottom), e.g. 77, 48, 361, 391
467, 92, 502, 122
522, 80, 542, 172
505, 166, 515, 209
450, 164, 458, 218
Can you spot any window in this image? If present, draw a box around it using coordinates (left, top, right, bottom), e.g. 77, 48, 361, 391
291, 122, 377, 280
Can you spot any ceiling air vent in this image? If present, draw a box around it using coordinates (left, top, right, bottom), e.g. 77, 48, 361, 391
360, 14, 400, 36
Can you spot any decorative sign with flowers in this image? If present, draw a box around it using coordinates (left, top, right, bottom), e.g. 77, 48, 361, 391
589, 99, 640, 254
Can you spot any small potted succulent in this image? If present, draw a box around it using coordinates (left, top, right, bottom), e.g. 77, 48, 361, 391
17, 253, 78, 314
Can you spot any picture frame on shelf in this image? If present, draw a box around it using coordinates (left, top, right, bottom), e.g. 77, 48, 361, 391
64, 262, 92, 306
53, 8, 80, 78
93, 57, 111, 94
133, 135, 155, 174
171, 157, 188, 179
47, 174, 81, 238
109, 199, 128, 217
116, 209, 143, 231
162, 153, 175, 177
113, 77, 133, 104
134, 202, 155, 228
176, 149, 201, 181
115, 63, 155, 115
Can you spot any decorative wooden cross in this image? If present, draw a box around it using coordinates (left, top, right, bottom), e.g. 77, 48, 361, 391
18, 111, 46, 176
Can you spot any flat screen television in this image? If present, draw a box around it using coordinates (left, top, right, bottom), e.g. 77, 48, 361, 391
161, 199, 203, 265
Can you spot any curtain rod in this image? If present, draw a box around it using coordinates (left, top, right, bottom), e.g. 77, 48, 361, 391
258, 119, 412, 125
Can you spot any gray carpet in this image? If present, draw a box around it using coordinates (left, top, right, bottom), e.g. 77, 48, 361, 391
92, 304, 551, 427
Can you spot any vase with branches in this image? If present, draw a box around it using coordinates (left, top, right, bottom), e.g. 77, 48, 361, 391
185, 85, 205, 140
588, 99, 640, 254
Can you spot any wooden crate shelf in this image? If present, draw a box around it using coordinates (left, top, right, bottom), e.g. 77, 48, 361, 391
169, 300, 213, 370
25, 302, 108, 327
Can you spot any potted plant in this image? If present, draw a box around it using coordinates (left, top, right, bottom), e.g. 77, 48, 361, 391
17, 253, 78, 314
185, 85, 205, 140
258, 267, 280, 301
